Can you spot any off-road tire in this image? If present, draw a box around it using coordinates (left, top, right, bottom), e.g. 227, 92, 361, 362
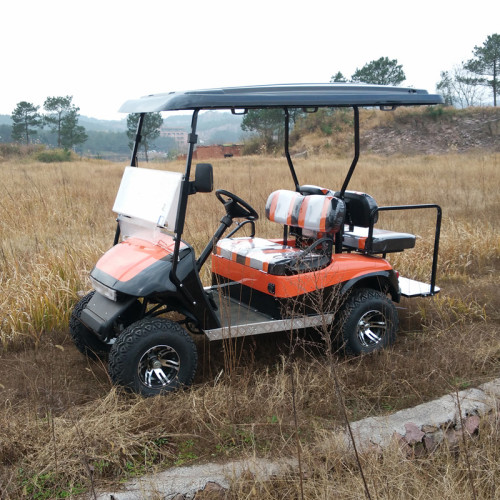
70, 291, 111, 360
108, 317, 198, 396
338, 288, 398, 355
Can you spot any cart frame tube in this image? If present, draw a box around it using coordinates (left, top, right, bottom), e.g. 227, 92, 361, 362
368, 204, 442, 295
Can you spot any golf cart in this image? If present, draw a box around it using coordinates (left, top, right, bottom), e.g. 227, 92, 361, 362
70, 84, 444, 396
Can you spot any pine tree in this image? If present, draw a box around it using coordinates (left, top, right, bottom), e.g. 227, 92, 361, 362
44, 96, 73, 147
351, 57, 405, 86
127, 113, 163, 162
465, 34, 500, 106
11, 102, 42, 144
61, 108, 88, 150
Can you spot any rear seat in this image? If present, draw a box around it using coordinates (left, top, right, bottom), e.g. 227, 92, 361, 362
215, 190, 345, 275
337, 191, 416, 253
343, 226, 416, 253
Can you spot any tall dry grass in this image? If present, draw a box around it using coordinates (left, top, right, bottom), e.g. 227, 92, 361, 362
4, 151, 498, 348
0, 151, 498, 498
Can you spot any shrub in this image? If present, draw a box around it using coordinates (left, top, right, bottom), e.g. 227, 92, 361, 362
0, 143, 43, 161
423, 104, 457, 121
35, 148, 72, 163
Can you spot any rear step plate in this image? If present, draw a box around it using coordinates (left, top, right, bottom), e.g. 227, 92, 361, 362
399, 277, 440, 297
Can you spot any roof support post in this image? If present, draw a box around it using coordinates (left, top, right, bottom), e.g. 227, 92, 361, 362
339, 106, 360, 197
130, 112, 145, 167
284, 108, 300, 191
170, 110, 199, 292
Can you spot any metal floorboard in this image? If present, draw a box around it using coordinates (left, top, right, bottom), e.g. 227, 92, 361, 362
212, 294, 273, 329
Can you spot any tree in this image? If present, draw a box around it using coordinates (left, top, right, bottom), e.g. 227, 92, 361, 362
330, 71, 347, 83
241, 109, 302, 151
44, 96, 87, 150
11, 101, 42, 144
436, 65, 486, 108
127, 112, 163, 162
44, 96, 72, 146
61, 108, 88, 150
351, 57, 405, 86
464, 33, 500, 106
241, 109, 284, 147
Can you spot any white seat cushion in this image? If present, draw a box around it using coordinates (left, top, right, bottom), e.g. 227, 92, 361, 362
265, 190, 345, 234
215, 237, 330, 275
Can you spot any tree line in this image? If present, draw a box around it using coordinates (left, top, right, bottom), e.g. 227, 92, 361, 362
11, 96, 88, 149
6, 34, 498, 158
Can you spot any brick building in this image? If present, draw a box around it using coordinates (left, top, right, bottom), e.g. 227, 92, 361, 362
160, 127, 189, 151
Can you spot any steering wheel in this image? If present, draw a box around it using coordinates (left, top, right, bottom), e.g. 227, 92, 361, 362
215, 189, 259, 220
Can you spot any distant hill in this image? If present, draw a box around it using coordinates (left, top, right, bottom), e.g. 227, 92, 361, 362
161, 111, 246, 144
80, 111, 245, 140
292, 106, 500, 156
78, 116, 127, 132
0, 113, 127, 132
1, 111, 246, 142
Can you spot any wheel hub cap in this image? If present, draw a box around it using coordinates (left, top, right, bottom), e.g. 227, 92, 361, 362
138, 345, 180, 389
356, 310, 387, 347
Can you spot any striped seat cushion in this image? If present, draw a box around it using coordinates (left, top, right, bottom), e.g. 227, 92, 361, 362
214, 191, 343, 276
215, 237, 330, 276
265, 190, 345, 233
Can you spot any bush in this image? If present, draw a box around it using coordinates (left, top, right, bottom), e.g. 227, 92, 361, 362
0, 143, 43, 161
292, 108, 353, 138
242, 135, 279, 155
36, 148, 72, 163
424, 104, 457, 121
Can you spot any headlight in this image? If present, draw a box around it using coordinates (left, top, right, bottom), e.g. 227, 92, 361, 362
90, 276, 117, 302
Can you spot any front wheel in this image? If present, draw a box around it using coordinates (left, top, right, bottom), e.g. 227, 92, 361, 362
108, 317, 198, 396
338, 288, 398, 355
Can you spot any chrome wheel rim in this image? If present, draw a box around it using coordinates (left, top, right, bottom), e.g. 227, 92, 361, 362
138, 345, 180, 388
356, 310, 388, 347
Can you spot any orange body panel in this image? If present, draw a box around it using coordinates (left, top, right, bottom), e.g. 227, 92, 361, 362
211, 251, 393, 298
96, 236, 179, 282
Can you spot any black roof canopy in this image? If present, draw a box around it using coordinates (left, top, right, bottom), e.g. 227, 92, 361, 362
119, 83, 443, 113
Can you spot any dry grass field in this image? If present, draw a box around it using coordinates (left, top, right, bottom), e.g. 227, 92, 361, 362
0, 150, 499, 498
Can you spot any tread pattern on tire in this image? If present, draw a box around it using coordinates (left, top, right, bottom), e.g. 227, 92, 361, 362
338, 287, 398, 355
108, 317, 198, 395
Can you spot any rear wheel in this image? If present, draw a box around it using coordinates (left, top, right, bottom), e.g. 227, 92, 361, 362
338, 288, 398, 355
108, 317, 198, 396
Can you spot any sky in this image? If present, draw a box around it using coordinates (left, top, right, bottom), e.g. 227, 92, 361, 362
2, 0, 499, 121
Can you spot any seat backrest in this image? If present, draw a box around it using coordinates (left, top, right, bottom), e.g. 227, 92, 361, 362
334, 190, 378, 227
265, 190, 345, 234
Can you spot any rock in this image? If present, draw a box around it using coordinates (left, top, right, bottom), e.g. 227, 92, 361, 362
403, 423, 425, 445
464, 415, 480, 435
423, 435, 438, 452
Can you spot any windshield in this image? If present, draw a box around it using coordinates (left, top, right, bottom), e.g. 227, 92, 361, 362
113, 166, 183, 241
